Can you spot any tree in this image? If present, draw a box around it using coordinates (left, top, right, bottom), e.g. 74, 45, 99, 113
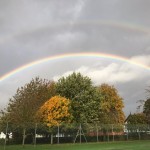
55, 72, 100, 123
143, 98, 150, 124
56, 72, 92, 99
37, 95, 71, 127
126, 113, 147, 125
3, 77, 55, 146
126, 113, 148, 136
97, 83, 125, 124
37, 95, 71, 144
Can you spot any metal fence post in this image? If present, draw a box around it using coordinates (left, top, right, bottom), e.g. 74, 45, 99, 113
112, 124, 114, 142
57, 125, 60, 144
96, 124, 99, 142
34, 123, 37, 147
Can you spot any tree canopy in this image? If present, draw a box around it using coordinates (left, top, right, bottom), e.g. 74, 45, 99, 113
97, 83, 125, 124
37, 95, 71, 127
126, 113, 147, 124
143, 98, 150, 124
56, 72, 101, 123
6, 77, 55, 126
1, 77, 55, 145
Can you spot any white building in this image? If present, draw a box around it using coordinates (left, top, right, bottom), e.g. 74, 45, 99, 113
0, 132, 5, 139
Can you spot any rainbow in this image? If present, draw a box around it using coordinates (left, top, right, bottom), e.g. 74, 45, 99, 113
1, 20, 150, 45
0, 52, 150, 82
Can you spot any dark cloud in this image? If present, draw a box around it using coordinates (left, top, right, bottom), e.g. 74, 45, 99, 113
0, 0, 150, 116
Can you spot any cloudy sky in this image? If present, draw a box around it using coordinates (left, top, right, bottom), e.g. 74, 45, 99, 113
0, 0, 150, 116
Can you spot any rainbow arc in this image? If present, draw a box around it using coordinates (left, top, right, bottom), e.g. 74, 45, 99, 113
0, 52, 149, 82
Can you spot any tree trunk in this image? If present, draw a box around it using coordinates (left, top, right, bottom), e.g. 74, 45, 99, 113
22, 128, 26, 147
51, 133, 53, 144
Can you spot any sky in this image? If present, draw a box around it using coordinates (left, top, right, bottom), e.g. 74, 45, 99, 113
0, 0, 150, 116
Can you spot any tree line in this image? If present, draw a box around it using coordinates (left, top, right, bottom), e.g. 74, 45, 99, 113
0, 72, 149, 145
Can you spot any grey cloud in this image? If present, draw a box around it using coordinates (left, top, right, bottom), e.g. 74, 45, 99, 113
79, 0, 150, 25
0, 0, 150, 116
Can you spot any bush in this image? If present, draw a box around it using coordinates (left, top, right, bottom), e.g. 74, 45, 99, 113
0, 139, 4, 145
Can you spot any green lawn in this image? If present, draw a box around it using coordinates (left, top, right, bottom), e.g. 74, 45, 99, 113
0, 141, 150, 150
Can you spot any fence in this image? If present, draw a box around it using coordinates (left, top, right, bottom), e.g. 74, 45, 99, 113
0, 123, 150, 146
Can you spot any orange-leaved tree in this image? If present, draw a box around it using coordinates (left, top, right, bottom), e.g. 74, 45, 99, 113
97, 83, 125, 124
37, 95, 71, 127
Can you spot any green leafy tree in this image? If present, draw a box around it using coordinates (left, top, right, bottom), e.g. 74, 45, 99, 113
97, 83, 125, 124
2, 77, 55, 146
143, 98, 150, 124
126, 113, 148, 134
127, 113, 147, 124
56, 72, 101, 123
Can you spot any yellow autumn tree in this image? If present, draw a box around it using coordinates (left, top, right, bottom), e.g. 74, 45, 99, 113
97, 83, 125, 124
37, 95, 71, 127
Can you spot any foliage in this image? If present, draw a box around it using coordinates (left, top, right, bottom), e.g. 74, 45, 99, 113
56, 72, 92, 99
6, 77, 55, 126
143, 98, 150, 124
127, 113, 147, 124
1, 77, 55, 145
37, 96, 71, 127
97, 83, 125, 124
55, 72, 101, 123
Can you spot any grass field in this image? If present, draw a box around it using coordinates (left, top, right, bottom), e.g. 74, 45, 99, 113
0, 140, 150, 150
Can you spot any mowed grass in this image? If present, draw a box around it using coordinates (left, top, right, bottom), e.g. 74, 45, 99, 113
0, 140, 150, 150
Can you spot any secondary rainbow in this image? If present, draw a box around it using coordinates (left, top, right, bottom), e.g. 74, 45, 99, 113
0, 52, 150, 82
1, 20, 150, 45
